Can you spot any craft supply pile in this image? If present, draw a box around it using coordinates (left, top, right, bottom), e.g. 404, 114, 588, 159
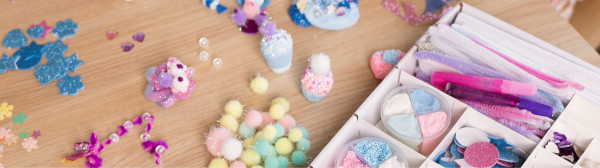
336, 138, 407, 168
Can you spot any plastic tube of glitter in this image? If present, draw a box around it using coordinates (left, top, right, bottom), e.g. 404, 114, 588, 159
431, 71, 537, 96
445, 83, 553, 117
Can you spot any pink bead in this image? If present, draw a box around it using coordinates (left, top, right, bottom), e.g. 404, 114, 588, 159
261, 112, 275, 127
206, 127, 234, 156
230, 161, 247, 168
245, 110, 263, 128
277, 114, 297, 133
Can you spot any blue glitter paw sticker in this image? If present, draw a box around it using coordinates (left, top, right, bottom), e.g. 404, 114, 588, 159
57, 75, 84, 96
27, 26, 44, 39
66, 53, 84, 73
2, 29, 28, 49
47, 56, 70, 79
0, 53, 19, 74
41, 40, 68, 60
34, 64, 61, 85
14, 41, 44, 70
53, 19, 79, 40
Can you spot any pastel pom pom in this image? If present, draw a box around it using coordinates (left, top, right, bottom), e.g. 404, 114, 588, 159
277, 156, 289, 168
241, 150, 261, 166
254, 12, 269, 26
309, 53, 331, 75
277, 114, 297, 132
261, 145, 277, 161
243, 137, 256, 149
209, 158, 229, 168
271, 97, 290, 112
261, 112, 275, 126
220, 115, 239, 132
259, 22, 277, 37
242, 0, 260, 19
250, 76, 269, 94
158, 72, 173, 88
207, 127, 235, 156
288, 128, 303, 142
275, 138, 293, 155
296, 138, 311, 152
253, 138, 270, 156
245, 110, 263, 128
238, 122, 256, 138
269, 103, 286, 120
255, 131, 263, 140
262, 125, 277, 141
291, 151, 306, 166
221, 138, 243, 161
298, 126, 309, 138
264, 157, 280, 168
251, 166, 263, 168
273, 124, 285, 138
231, 161, 247, 168
225, 100, 244, 119
232, 8, 248, 26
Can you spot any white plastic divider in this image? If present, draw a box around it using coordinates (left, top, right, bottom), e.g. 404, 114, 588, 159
521, 147, 575, 168
575, 139, 600, 168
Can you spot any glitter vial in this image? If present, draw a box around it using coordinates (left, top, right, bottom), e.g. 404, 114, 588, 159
199, 51, 209, 61
199, 37, 209, 48
213, 58, 223, 68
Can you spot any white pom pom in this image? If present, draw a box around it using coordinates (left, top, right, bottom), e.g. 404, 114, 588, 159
310, 53, 331, 75
220, 138, 243, 161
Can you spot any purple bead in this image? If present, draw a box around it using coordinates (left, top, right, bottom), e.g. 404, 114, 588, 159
178, 77, 183, 82
158, 72, 172, 88
176, 64, 183, 69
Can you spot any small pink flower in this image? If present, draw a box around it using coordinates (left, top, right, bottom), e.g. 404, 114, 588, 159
0, 128, 10, 140
4, 134, 18, 146
21, 137, 38, 152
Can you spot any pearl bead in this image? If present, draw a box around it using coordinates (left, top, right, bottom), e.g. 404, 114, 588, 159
199, 51, 209, 61
155, 145, 167, 155
199, 37, 209, 48
142, 113, 151, 123
140, 133, 151, 142
109, 133, 120, 143
74, 142, 90, 153
213, 58, 223, 68
123, 121, 133, 130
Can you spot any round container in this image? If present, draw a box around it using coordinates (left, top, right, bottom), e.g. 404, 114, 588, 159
335, 137, 408, 168
380, 85, 451, 151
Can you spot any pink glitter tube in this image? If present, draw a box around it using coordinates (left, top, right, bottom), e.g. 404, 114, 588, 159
432, 71, 537, 96
445, 83, 553, 117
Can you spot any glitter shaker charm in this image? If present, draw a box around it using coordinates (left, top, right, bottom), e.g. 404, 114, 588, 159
144, 57, 196, 108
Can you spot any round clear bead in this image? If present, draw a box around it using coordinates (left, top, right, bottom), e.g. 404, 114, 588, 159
155, 145, 167, 155
142, 113, 151, 123
199, 37, 209, 48
213, 58, 223, 68
123, 121, 133, 130
189, 67, 196, 76
140, 133, 151, 142
109, 133, 120, 143
199, 51, 209, 61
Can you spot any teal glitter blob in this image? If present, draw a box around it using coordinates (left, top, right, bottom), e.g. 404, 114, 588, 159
47, 56, 70, 79
34, 64, 61, 85
291, 151, 306, 166
254, 138, 270, 156
238, 122, 256, 138
0, 53, 19, 74
277, 156, 289, 168
66, 53, 84, 73
264, 157, 280, 168
14, 41, 44, 70
298, 126, 309, 138
296, 138, 311, 152
273, 124, 285, 138
450, 143, 464, 159
261, 145, 277, 161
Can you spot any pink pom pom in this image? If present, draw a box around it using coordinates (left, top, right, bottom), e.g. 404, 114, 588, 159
206, 127, 234, 156
259, 22, 277, 37
261, 112, 275, 127
233, 9, 248, 26
242, 1, 260, 19
254, 12, 269, 26
245, 110, 263, 128
277, 114, 297, 132
231, 161, 247, 168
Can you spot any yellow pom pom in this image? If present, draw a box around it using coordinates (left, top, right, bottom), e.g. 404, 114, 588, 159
243, 137, 256, 149
209, 158, 229, 168
255, 131, 263, 140
275, 138, 293, 155
288, 128, 303, 142
262, 125, 277, 141
251, 166, 264, 168
241, 149, 261, 166
250, 76, 269, 94
220, 115, 239, 133
271, 97, 290, 112
269, 103, 286, 120
225, 100, 244, 119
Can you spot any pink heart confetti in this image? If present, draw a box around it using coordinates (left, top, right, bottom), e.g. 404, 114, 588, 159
121, 43, 134, 52
133, 32, 145, 42
106, 30, 118, 40
464, 142, 499, 167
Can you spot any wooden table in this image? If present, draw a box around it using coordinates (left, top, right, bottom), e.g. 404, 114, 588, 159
0, 0, 598, 167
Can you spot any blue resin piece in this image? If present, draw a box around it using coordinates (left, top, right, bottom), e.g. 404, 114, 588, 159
424, 0, 452, 15
53, 19, 79, 40
450, 143, 464, 159
354, 140, 392, 167
2, 29, 27, 49
48, 56, 70, 79
289, 4, 311, 27
387, 114, 421, 138
488, 135, 515, 148
0, 53, 19, 74
27, 26, 44, 38
410, 89, 440, 112
41, 40, 68, 60
34, 64, 61, 85
303, 2, 359, 31
14, 41, 44, 70
57, 75, 84, 96
65, 53, 84, 73
383, 50, 400, 65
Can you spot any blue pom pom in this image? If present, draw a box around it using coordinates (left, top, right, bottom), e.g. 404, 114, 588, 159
254, 138, 270, 156
298, 126, 309, 138
264, 157, 280, 168
273, 124, 285, 138
277, 156, 289, 168
291, 151, 306, 166
238, 122, 256, 139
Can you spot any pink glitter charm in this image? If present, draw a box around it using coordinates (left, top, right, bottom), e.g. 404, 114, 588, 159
464, 142, 499, 167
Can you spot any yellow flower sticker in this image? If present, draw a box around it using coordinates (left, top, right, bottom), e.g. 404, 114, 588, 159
0, 102, 13, 120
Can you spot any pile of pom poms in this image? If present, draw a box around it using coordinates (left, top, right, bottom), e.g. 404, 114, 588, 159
206, 97, 311, 168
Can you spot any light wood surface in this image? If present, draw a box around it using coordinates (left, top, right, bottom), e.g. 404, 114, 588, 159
570, 0, 600, 49
0, 0, 598, 167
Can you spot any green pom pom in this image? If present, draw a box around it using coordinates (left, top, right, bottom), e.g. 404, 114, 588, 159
264, 157, 280, 168
296, 138, 311, 152
277, 156, 289, 168
269, 135, 278, 144
298, 126, 309, 138
239, 122, 256, 139
291, 151, 306, 166
253, 138, 270, 156
273, 124, 285, 138
261, 145, 277, 161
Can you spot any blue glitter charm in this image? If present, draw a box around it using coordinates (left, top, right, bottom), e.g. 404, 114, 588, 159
14, 41, 45, 70
57, 75, 84, 96
66, 53, 84, 73
47, 56, 70, 79
383, 49, 401, 65
354, 140, 392, 167
42, 40, 68, 60
53, 19, 79, 40
27, 26, 45, 39
0, 53, 19, 74
2, 29, 28, 49
34, 64, 61, 85
289, 5, 311, 27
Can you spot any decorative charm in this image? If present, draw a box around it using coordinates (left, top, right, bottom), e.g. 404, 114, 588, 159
302, 0, 359, 30
12, 113, 27, 124
106, 31, 118, 40
144, 57, 196, 108
202, 0, 228, 14
21, 137, 38, 152
2, 29, 28, 49
14, 41, 44, 70
26, 26, 45, 39
57, 75, 85, 96
19, 131, 29, 139
42, 40, 69, 60
32, 131, 41, 139
546, 132, 579, 163
53, 19, 79, 40
301, 53, 334, 102
30, 20, 54, 39
232, 7, 271, 34
133, 32, 145, 42
0, 54, 19, 74
370, 49, 405, 79
121, 43, 134, 52
260, 22, 293, 73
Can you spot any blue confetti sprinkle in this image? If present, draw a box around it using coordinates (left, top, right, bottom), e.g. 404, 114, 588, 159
47, 56, 70, 79
34, 64, 61, 85
433, 150, 445, 163
27, 26, 44, 39
0, 53, 20, 74
53, 19, 79, 40
65, 53, 84, 73
14, 41, 44, 70
57, 75, 84, 96
289, 4, 312, 27
2, 29, 28, 49
450, 143, 464, 159
41, 40, 68, 60
497, 147, 519, 163
354, 140, 391, 167
488, 135, 515, 148
383, 49, 401, 65
423, 0, 452, 15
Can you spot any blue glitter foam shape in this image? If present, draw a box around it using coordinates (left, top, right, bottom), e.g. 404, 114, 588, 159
65, 53, 84, 73
2, 29, 28, 49
488, 135, 515, 148
289, 4, 311, 27
354, 140, 392, 167
424, 0, 452, 15
34, 64, 61, 85
433, 150, 445, 162
27, 26, 44, 39
53, 19, 79, 40
0, 53, 19, 74
497, 147, 519, 163
42, 40, 68, 60
14, 41, 44, 70
450, 143, 464, 159
57, 75, 84, 96
47, 56, 70, 79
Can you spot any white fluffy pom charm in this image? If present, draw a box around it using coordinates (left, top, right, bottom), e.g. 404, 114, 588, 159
309, 53, 331, 75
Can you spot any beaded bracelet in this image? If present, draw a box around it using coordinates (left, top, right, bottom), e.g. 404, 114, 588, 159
61, 113, 168, 167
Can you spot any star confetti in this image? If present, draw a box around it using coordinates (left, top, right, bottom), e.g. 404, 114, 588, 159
53, 19, 79, 40
0, 53, 19, 74
13, 113, 27, 124
19, 131, 28, 139
66, 53, 84, 73
30, 20, 54, 39
32, 131, 41, 139
14, 41, 44, 70
382, 0, 452, 26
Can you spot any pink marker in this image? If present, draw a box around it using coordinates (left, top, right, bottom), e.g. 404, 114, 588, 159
431, 71, 537, 96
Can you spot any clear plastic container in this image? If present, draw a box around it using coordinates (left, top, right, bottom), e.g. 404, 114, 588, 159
380, 85, 451, 151
335, 137, 409, 168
